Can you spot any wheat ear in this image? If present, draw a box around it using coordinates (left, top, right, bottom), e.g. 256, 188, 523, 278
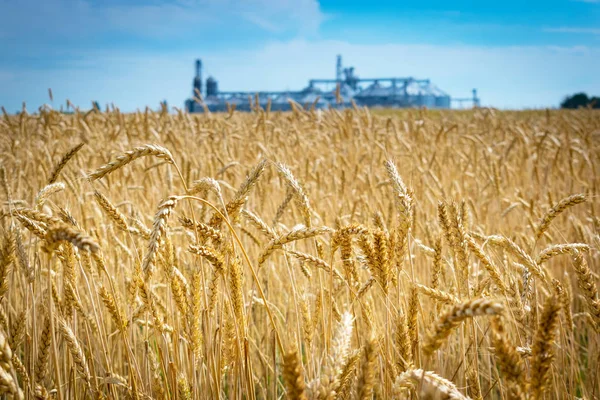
571, 251, 600, 330
258, 226, 332, 266
534, 193, 586, 240
423, 298, 503, 355
87, 144, 175, 181
43, 223, 99, 253
48, 142, 84, 184
530, 296, 560, 399
283, 348, 308, 400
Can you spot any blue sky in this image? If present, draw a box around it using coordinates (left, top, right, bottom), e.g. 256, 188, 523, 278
1, 0, 599, 111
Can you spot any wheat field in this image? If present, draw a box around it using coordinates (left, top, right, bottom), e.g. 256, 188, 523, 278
0, 104, 598, 399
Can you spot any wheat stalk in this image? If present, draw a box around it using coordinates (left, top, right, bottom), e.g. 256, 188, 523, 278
88, 144, 175, 181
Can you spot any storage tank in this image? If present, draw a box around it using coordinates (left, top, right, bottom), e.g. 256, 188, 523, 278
434, 95, 451, 108
425, 83, 451, 108
417, 81, 436, 108
206, 77, 218, 97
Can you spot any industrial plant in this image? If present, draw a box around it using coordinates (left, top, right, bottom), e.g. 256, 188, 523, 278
185, 56, 479, 112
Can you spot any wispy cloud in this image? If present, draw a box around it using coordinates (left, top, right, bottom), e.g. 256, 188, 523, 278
545, 45, 591, 54
544, 27, 600, 35
236, 0, 324, 34
571, 0, 599, 4
0, 0, 325, 40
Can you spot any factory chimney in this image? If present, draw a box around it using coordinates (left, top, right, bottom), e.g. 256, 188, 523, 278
336, 55, 342, 83
193, 59, 203, 97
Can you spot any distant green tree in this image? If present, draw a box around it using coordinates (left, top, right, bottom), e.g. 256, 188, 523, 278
561, 93, 600, 109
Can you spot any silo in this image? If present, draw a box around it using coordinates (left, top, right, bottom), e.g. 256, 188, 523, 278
206, 77, 218, 97
427, 84, 451, 108
434, 95, 451, 108
417, 81, 436, 108
354, 81, 390, 107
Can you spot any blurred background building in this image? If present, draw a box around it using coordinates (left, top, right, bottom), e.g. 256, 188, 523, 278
186, 55, 479, 112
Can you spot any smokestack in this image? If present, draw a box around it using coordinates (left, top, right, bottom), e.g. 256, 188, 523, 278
193, 59, 203, 97
336, 55, 342, 82
196, 59, 202, 79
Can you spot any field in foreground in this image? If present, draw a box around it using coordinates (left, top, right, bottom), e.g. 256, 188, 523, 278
0, 105, 598, 399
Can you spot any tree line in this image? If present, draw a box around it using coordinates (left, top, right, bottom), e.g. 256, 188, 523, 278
561, 93, 600, 109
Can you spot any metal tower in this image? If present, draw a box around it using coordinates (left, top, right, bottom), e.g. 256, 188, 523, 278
193, 59, 202, 97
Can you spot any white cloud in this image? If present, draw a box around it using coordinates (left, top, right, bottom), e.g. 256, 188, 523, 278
1, 40, 599, 111
544, 27, 600, 35
0, 0, 325, 40
235, 0, 324, 34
